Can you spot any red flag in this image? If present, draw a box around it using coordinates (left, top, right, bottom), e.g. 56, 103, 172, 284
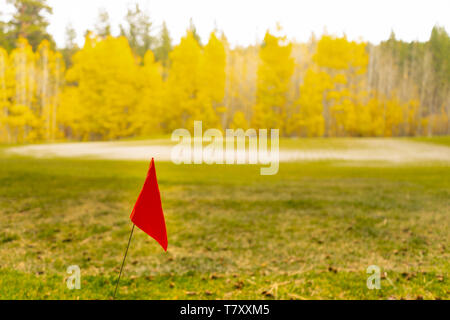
130, 158, 168, 251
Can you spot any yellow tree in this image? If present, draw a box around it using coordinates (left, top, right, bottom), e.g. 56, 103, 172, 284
131, 50, 164, 136
0, 48, 9, 142
36, 40, 65, 141
198, 32, 226, 129
285, 41, 315, 135
312, 35, 369, 136
8, 38, 38, 142
383, 95, 404, 136
62, 34, 140, 140
252, 31, 294, 133
164, 31, 203, 131
293, 69, 331, 136
50, 51, 64, 140
224, 46, 257, 129
230, 111, 249, 129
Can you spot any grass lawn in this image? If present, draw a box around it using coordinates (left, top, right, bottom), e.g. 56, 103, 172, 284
408, 136, 450, 147
0, 142, 449, 299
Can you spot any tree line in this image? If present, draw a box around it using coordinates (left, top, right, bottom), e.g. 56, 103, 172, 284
0, 0, 449, 143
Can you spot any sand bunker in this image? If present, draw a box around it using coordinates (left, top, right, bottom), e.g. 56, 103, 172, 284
6, 139, 450, 163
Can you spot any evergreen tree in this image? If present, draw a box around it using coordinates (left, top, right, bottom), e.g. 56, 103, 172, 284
0, 20, 10, 50
154, 21, 172, 75
119, 4, 153, 59
6, 0, 54, 50
428, 26, 450, 134
429, 26, 450, 86
61, 23, 78, 68
189, 18, 202, 46
94, 8, 111, 39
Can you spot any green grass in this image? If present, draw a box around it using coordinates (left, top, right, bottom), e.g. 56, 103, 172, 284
0, 146, 449, 299
408, 136, 450, 147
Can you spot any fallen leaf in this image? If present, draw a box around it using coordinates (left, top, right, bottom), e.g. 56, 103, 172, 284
234, 280, 244, 290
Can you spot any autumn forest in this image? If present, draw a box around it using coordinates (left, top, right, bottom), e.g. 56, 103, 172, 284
0, 0, 449, 143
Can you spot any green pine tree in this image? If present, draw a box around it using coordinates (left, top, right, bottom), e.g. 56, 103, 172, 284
188, 18, 202, 46
119, 4, 153, 59
6, 0, 54, 50
154, 21, 172, 78
94, 8, 111, 39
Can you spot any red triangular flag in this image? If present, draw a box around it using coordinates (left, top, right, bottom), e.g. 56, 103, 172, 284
130, 158, 168, 251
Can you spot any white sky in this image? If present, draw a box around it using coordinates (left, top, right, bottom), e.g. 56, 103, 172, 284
1, 0, 449, 48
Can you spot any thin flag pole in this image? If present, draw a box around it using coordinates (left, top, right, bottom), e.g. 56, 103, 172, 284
113, 224, 135, 300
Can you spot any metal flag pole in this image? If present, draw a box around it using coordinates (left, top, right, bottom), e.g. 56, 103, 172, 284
113, 224, 135, 300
